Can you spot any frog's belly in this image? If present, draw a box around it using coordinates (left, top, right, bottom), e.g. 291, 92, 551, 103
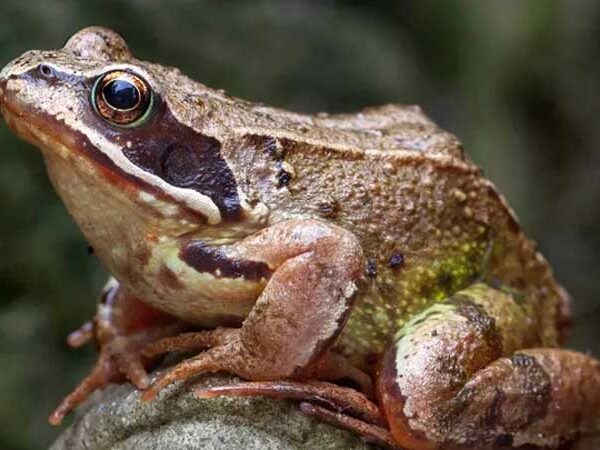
142, 273, 264, 327
128, 243, 265, 327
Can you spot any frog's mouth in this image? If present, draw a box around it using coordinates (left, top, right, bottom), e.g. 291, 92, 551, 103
2, 95, 92, 162
1, 90, 149, 194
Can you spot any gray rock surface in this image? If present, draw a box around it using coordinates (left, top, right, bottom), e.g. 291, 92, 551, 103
51, 373, 379, 450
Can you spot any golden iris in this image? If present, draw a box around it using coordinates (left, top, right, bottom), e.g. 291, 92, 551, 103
92, 70, 152, 126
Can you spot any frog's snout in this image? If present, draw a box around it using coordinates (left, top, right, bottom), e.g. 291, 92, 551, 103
0, 59, 23, 115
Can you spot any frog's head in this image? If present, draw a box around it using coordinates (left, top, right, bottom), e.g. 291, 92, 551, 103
0, 27, 246, 229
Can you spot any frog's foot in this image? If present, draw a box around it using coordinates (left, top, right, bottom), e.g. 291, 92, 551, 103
196, 380, 400, 449
50, 279, 186, 425
50, 324, 182, 425
141, 343, 235, 402
66, 320, 94, 347
142, 343, 373, 405
139, 327, 242, 402
378, 283, 600, 450
50, 339, 121, 425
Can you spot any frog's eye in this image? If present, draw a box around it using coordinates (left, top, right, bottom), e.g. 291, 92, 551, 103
92, 70, 152, 126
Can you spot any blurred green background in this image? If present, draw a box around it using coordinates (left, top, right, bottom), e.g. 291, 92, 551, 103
0, 1, 599, 449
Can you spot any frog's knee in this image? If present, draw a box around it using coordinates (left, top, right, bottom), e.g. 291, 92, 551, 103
375, 284, 599, 449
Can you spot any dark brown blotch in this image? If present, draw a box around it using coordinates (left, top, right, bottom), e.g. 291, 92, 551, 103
180, 240, 272, 282
388, 252, 405, 269
135, 247, 151, 266
366, 259, 378, 278
436, 272, 454, 290
276, 167, 292, 188
262, 136, 283, 160
317, 199, 340, 219
118, 103, 242, 221
495, 434, 514, 447
449, 295, 503, 358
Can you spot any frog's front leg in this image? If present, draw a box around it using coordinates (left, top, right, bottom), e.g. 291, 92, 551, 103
50, 278, 187, 425
141, 219, 364, 401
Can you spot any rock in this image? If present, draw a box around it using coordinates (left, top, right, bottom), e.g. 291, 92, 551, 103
51, 373, 379, 450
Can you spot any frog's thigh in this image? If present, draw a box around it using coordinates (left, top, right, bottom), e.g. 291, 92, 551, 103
378, 283, 600, 450
143, 219, 363, 399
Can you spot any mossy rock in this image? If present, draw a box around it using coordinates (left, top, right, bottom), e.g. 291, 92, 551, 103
51, 372, 379, 450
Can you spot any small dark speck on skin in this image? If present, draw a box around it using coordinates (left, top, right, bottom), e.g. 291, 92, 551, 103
317, 199, 339, 218
366, 259, 377, 277
388, 252, 405, 269
87, 246, 95, 255
276, 169, 292, 188
364, 353, 379, 367
437, 272, 454, 289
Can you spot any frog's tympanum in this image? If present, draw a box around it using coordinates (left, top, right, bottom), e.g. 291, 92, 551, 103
1, 27, 599, 449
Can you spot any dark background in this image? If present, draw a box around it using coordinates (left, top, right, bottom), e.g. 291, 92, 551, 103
0, 1, 599, 449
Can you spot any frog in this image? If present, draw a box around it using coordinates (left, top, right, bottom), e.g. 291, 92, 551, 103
0, 27, 599, 450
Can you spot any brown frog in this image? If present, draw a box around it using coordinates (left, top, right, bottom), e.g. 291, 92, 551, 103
0, 27, 598, 449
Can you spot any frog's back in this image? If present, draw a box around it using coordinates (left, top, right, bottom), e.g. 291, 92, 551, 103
224, 103, 567, 370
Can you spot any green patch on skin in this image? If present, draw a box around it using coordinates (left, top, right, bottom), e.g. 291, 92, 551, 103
394, 302, 455, 342
396, 239, 493, 323
337, 239, 494, 366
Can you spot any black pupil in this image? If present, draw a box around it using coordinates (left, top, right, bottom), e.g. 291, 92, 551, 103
103, 79, 140, 110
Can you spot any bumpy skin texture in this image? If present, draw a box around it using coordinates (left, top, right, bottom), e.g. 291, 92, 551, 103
0, 27, 598, 449
377, 284, 600, 449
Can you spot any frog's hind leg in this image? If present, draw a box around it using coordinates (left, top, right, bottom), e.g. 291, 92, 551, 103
195, 380, 401, 449
378, 282, 600, 450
